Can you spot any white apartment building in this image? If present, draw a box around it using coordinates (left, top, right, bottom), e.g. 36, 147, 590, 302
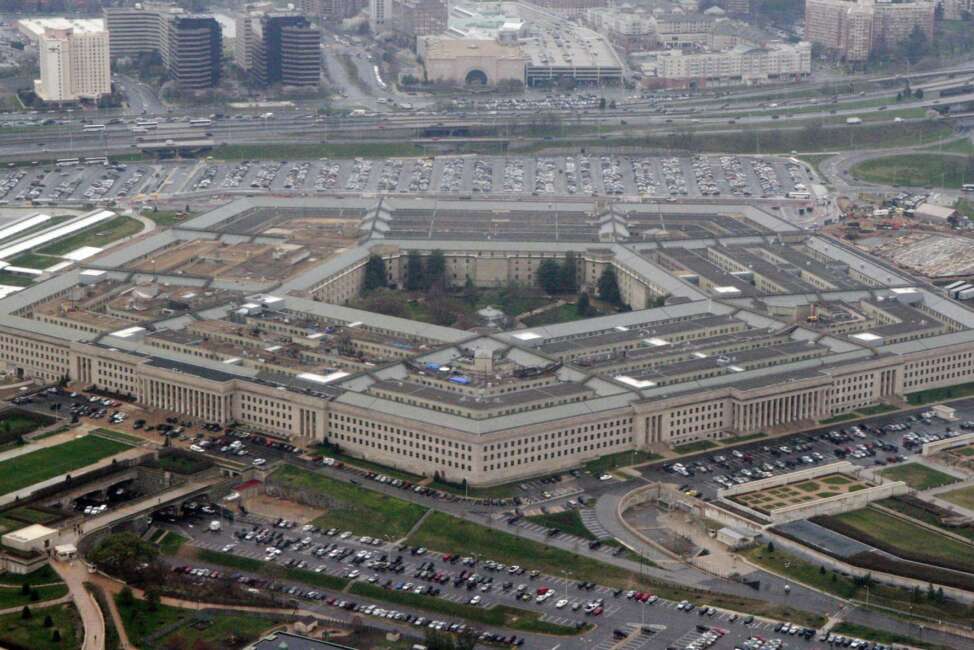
804, 0, 935, 62
656, 41, 811, 88
19, 18, 111, 103
369, 0, 392, 31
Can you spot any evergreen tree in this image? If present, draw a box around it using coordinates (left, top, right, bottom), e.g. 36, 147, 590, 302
537, 259, 562, 295
903, 25, 929, 64
118, 586, 135, 609
21, 606, 31, 620
146, 588, 161, 612
576, 292, 591, 317
597, 266, 622, 305
405, 251, 425, 291
43, 614, 53, 628
766, 541, 775, 554
560, 252, 578, 293
463, 276, 477, 305
52, 629, 61, 643
427, 249, 447, 290
362, 254, 387, 293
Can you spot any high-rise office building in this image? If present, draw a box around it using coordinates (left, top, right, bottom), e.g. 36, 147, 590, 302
236, 11, 320, 87
19, 18, 111, 102
104, 4, 222, 89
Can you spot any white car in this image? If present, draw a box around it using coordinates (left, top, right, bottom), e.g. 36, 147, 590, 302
599, 474, 613, 481
469, 595, 482, 605
555, 598, 569, 609
253, 458, 266, 466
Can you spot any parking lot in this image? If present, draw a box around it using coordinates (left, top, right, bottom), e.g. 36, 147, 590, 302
0, 153, 811, 207
0, 161, 163, 205
179, 153, 810, 200
641, 401, 974, 502
178, 514, 812, 650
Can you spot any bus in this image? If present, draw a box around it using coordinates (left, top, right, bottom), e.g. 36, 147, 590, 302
56, 158, 79, 168
82, 123, 105, 132
84, 156, 108, 166
135, 119, 158, 130
189, 118, 212, 128
787, 191, 811, 200
963, 183, 974, 193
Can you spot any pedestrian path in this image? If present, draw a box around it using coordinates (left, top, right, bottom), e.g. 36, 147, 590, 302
580, 508, 613, 540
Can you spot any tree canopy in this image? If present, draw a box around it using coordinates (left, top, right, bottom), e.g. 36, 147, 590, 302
598, 266, 622, 305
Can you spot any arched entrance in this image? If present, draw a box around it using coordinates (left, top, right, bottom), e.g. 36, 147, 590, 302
465, 69, 488, 86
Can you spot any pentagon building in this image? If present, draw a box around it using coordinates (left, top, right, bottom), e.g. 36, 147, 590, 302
1, 197, 971, 486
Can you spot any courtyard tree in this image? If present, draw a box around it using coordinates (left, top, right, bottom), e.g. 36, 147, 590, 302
362, 254, 387, 293
427, 249, 447, 290
576, 291, 591, 317
405, 250, 425, 291
597, 266, 622, 305
537, 259, 562, 295
560, 251, 578, 293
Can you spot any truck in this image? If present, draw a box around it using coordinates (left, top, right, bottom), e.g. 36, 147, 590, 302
846, 117, 862, 125
209, 520, 221, 533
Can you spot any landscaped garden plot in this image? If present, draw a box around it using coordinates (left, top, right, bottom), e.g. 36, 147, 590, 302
729, 473, 868, 514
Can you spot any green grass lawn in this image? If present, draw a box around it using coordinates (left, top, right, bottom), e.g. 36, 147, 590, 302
350, 582, 585, 635
35, 215, 143, 256
0, 603, 82, 650
584, 450, 660, 474
270, 464, 428, 539
0, 410, 54, 446
820, 413, 859, 425
213, 142, 426, 160
427, 479, 517, 499
878, 498, 974, 542
6, 252, 60, 270
907, 380, 974, 405
830, 622, 952, 650
856, 403, 899, 416
155, 613, 280, 649
0, 583, 68, 608
742, 546, 974, 625
938, 485, 974, 512
90, 428, 145, 446
826, 507, 974, 573
0, 435, 130, 496
115, 592, 189, 647
672, 440, 717, 455
928, 138, 974, 155
521, 303, 595, 327
957, 198, 974, 222
0, 565, 61, 587
146, 210, 193, 227
720, 433, 767, 446
525, 510, 596, 540
0, 271, 35, 287
851, 154, 972, 189
157, 531, 188, 555
312, 444, 423, 483
878, 463, 959, 490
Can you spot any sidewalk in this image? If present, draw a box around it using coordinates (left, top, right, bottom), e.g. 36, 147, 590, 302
52, 559, 105, 650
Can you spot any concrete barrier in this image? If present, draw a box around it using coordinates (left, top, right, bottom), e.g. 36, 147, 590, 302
923, 432, 974, 457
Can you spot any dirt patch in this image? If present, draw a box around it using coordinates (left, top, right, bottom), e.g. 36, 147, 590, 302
242, 494, 324, 523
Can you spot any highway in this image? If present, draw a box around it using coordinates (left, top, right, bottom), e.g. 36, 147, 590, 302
2, 87, 972, 160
